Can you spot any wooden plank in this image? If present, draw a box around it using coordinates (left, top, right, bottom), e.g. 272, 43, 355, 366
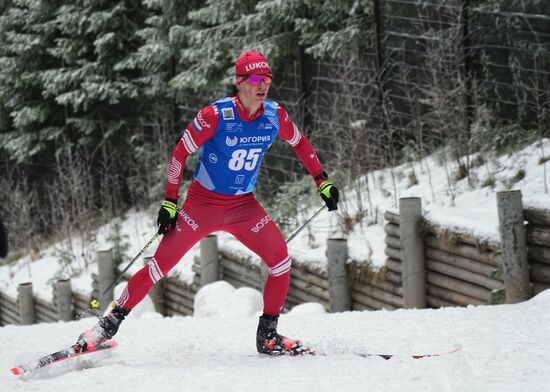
35, 311, 57, 323
426, 259, 503, 290
427, 285, 485, 306
164, 276, 197, 293
524, 207, 550, 226
34, 298, 57, 322
384, 246, 401, 261
222, 270, 262, 290
383, 269, 402, 285
353, 279, 403, 299
35, 308, 57, 321
352, 284, 403, 307
219, 250, 261, 269
427, 271, 491, 301
221, 256, 261, 273
351, 290, 398, 310
527, 225, 550, 247
0, 292, 18, 307
351, 302, 375, 311
426, 247, 501, 277
1, 314, 19, 326
384, 235, 400, 249
231, 258, 262, 274
286, 289, 329, 308
427, 295, 457, 308
221, 257, 261, 277
384, 210, 400, 225
353, 278, 403, 297
191, 262, 201, 275
290, 260, 327, 279
425, 235, 500, 266
1, 303, 19, 319
289, 276, 329, 302
163, 285, 195, 306
291, 267, 329, 290
164, 280, 196, 302
384, 222, 400, 237
222, 276, 244, 290
530, 263, 550, 285
0, 301, 17, 313
528, 245, 550, 266
385, 258, 402, 274
164, 301, 193, 317
221, 260, 262, 288
163, 289, 195, 310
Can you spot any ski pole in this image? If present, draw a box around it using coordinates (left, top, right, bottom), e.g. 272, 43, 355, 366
90, 232, 159, 309
285, 205, 326, 244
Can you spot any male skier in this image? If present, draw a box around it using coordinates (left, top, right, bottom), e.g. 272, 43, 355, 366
77, 50, 339, 356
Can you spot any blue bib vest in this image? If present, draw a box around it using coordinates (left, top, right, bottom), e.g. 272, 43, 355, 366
193, 98, 280, 195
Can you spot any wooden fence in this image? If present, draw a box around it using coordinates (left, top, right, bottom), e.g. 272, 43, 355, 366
1, 190, 549, 326
384, 210, 504, 307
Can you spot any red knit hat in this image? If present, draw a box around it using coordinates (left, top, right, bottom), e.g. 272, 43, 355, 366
235, 51, 271, 76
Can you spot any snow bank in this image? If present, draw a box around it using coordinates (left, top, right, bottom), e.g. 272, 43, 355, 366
194, 281, 263, 318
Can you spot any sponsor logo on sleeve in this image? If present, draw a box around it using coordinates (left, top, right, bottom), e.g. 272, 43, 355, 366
208, 153, 218, 163
196, 111, 210, 129
168, 157, 182, 184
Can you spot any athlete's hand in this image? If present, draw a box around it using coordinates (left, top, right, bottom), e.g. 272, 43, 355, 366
318, 181, 339, 211
157, 198, 178, 235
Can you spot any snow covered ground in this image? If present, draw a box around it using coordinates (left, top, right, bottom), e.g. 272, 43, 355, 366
2, 281, 550, 391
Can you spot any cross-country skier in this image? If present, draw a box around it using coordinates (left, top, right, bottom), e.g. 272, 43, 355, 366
76, 50, 339, 356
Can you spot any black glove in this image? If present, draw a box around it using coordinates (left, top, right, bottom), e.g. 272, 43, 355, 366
318, 180, 339, 211
157, 198, 178, 235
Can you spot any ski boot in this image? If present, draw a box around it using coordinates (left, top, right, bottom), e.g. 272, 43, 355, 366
256, 314, 309, 356
76, 302, 130, 352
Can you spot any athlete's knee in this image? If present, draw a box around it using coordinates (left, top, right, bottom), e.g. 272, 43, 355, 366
268, 256, 292, 277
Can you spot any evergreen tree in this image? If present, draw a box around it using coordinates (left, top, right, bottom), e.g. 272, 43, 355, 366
177, 0, 373, 94
0, 0, 63, 163
174, 0, 263, 93
135, 0, 205, 119
41, 0, 148, 150
293, 0, 373, 59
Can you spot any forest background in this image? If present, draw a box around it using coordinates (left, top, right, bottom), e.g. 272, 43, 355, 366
0, 0, 549, 266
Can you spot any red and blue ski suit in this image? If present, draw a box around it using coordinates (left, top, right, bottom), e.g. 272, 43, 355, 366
118, 95, 325, 316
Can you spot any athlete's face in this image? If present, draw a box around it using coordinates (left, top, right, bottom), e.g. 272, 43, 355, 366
238, 75, 271, 108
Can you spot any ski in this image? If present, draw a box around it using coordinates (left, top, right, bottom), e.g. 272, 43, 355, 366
351, 345, 462, 360
254, 345, 462, 360
10, 340, 117, 376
